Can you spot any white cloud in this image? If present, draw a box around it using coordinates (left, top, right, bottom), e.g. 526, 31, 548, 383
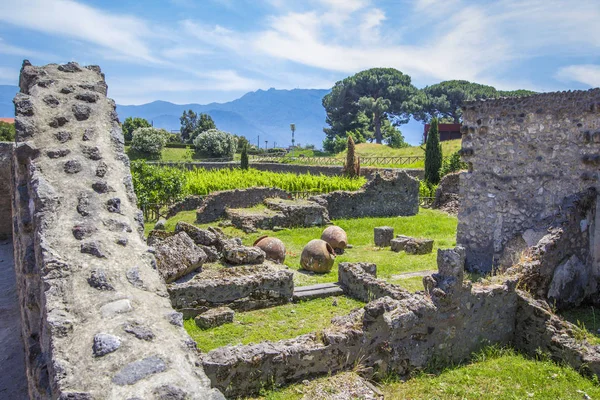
182, 20, 245, 51
0, 0, 159, 63
556, 65, 600, 88
358, 8, 386, 43
108, 70, 266, 103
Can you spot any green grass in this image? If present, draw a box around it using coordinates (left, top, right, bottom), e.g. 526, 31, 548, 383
150, 208, 457, 287
560, 306, 600, 345
183, 168, 366, 196
253, 347, 600, 400
337, 140, 462, 158
382, 347, 600, 399
125, 141, 462, 170
185, 296, 364, 352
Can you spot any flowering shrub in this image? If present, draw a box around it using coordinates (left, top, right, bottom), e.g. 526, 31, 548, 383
131, 127, 169, 156
193, 129, 237, 158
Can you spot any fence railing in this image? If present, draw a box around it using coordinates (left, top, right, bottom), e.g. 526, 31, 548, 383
247, 155, 427, 166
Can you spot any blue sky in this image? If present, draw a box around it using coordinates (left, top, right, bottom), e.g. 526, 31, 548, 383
0, 0, 599, 144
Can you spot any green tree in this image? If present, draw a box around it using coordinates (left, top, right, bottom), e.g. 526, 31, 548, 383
240, 144, 249, 170
180, 110, 198, 143
122, 117, 151, 141
424, 118, 442, 185
358, 96, 392, 144
236, 135, 250, 153
180, 110, 217, 143
386, 128, 408, 149
413, 80, 536, 123
0, 121, 15, 141
343, 135, 360, 178
323, 68, 418, 145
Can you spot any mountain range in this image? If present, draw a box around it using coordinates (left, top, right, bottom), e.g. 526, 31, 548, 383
0, 85, 330, 147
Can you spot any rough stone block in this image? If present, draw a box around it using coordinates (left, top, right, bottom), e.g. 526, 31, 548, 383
175, 221, 217, 246
223, 243, 265, 265
404, 239, 434, 255
374, 226, 394, 247
547, 255, 589, 309
168, 265, 293, 316
390, 236, 411, 252
155, 232, 206, 283
195, 307, 235, 329
154, 218, 167, 230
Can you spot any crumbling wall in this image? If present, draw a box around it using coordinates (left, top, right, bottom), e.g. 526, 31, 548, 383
201, 247, 519, 397
432, 171, 460, 214
196, 187, 289, 223
311, 171, 419, 219
457, 89, 600, 276
0, 142, 14, 239
11, 61, 223, 399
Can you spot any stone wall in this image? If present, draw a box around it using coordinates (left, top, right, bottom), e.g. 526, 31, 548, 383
168, 265, 294, 318
432, 171, 460, 214
458, 89, 600, 275
196, 187, 289, 223
338, 262, 409, 302
0, 142, 14, 239
11, 61, 223, 399
202, 247, 519, 397
311, 171, 419, 219
166, 195, 204, 219
151, 160, 425, 180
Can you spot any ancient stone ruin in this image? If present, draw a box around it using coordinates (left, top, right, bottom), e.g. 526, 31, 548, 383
2, 61, 600, 399
8, 61, 223, 399
457, 89, 600, 308
311, 170, 419, 219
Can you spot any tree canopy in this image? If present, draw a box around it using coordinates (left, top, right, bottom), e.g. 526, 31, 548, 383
122, 117, 151, 141
0, 121, 15, 142
322, 68, 417, 149
413, 80, 536, 123
180, 110, 216, 143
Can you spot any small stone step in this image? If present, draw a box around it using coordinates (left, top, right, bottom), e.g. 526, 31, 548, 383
293, 284, 343, 301
294, 282, 340, 292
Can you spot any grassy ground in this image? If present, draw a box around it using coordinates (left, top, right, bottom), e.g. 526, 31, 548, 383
150, 208, 457, 287
560, 305, 600, 345
252, 347, 600, 399
185, 296, 364, 352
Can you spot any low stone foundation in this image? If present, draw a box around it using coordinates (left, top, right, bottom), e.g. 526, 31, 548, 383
196, 187, 290, 223
227, 198, 330, 232
201, 247, 519, 397
168, 264, 294, 318
338, 262, 409, 302
311, 171, 419, 219
201, 246, 600, 397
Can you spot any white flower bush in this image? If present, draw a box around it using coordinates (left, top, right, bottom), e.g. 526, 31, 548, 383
130, 127, 169, 156
193, 129, 237, 158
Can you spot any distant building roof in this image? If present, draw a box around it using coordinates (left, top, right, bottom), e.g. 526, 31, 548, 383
0, 118, 14, 124
424, 123, 462, 142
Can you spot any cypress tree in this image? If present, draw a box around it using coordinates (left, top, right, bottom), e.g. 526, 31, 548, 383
344, 134, 359, 178
424, 117, 442, 185
240, 144, 249, 170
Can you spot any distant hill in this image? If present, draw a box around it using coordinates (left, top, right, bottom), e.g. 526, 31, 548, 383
117, 88, 331, 147
0, 85, 330, 147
